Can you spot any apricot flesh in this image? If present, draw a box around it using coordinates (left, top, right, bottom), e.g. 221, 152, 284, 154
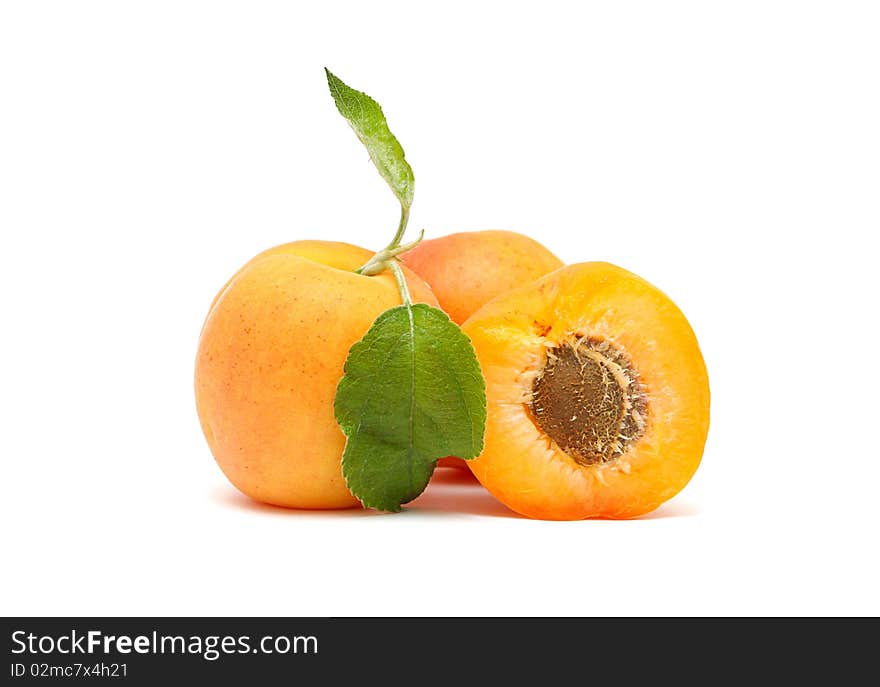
195, 240, 438, 509
461, 262, 710, 520
401, 230, 563, 326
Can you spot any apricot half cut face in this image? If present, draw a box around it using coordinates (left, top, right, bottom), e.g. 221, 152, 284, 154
461, 262, 710, 520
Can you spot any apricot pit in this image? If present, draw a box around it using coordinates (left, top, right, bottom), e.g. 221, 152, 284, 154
529, 336, 647, 467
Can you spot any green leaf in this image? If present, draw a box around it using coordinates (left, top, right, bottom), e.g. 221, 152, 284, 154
325, 68, 415, 209
335, 303, 487, 512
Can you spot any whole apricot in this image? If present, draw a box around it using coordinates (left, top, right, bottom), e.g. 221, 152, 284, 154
462, 262, 710, 519
195, 240, 438, 509
401, 230, 563, 325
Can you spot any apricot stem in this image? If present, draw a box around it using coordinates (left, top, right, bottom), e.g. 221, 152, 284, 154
356, 228, 424, 276
357, 206, 412, 275
388, 204, 411, 253
389, 261, 412, 307
352, 180, 420, 312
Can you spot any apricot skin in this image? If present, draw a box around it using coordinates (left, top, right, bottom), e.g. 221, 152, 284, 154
401, 230, 563, 326
461, 262, 710, 520
195, 240, 438, 509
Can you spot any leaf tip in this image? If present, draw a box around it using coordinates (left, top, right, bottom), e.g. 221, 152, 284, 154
324, 67, 339, 94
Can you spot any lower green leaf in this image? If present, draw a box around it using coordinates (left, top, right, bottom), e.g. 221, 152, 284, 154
334, 303, 487, 512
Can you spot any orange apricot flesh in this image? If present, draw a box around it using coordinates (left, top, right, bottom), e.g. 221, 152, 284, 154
195, 240, 438, 509
461, 262, 710, 520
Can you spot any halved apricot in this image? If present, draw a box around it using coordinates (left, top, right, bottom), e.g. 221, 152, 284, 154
461, 262, 710, 520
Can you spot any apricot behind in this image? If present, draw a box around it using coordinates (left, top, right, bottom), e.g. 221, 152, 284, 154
403, 230, 563, 471
401, 230, 563, 325
195, 240, 438, 509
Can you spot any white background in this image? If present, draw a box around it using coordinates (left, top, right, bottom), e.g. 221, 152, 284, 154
2, 1, 878, 616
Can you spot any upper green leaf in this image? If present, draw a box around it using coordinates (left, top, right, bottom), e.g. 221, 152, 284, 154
325, 68, 415, 209
334, 303, 487, 512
